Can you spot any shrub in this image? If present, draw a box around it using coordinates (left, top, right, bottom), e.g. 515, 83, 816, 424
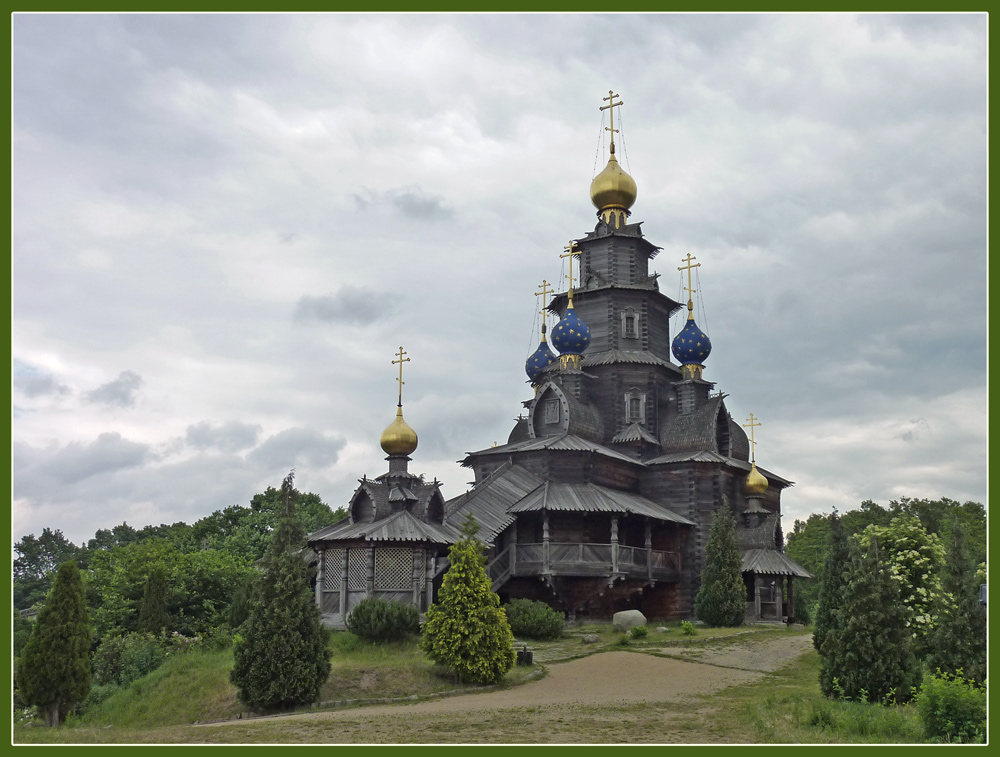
504, 599, 564, 640
629, 625, 648, 639
914, 670, 986, 743
346, 597, 420, 643
695, 500, 745, 627
421, 514, 515, 684
93, 632, 167, 687
73, 682, 119, 717
680, 620, 696, 636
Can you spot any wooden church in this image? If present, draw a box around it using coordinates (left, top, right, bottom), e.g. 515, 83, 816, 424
307, 92, 811, 627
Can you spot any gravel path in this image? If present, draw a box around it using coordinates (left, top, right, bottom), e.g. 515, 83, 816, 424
206, 632, 813, 728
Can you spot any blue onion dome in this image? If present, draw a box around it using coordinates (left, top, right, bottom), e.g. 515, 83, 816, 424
525, 326, 557, 382
671, 318, 712, 366
551, 306, 591, 356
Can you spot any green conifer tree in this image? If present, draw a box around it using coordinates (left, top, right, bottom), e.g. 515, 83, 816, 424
137, 565, 169, 634
420, 514, 515, 684
230, 471, 331, 711
694, 499, 746, 627
926, 519, 986, 683
819, 537, 918, 702
812, 510, 848, 652
15, 561, 91, 727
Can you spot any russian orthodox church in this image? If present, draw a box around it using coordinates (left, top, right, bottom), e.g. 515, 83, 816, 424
307, 93, 810, 627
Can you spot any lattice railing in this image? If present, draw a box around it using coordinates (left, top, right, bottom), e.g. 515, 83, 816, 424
323, 548, 343, 590
375, 547, 412, 590
347, 549, 367, 590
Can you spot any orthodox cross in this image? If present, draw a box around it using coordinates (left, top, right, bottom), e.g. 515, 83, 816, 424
677, 252, 701, 319
600, 90, 623, 154
743, 412, 762, 464
392, 346, 410, 407
535, 279, 554, 329
561, 241, 582, 306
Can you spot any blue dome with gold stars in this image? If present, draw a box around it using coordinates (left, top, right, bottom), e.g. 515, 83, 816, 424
551, 306, 591, 356
672, 318, 712, 365
525, 330, 557, 382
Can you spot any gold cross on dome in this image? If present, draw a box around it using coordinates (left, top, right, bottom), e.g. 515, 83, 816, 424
560, 241, 582, 306
677, 252, 701, 319
392, 346, 410, 406
743, 412, 762, 464
535, 279, 554, 328
600, 90, 623, 154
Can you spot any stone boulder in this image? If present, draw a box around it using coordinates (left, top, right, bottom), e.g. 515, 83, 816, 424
612, 609, 646, 632
581, 634, 601, 644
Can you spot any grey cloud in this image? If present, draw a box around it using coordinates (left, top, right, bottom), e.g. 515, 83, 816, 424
12, 361, 68, 398
248, 427, 346, 471
294, 285, 391, 326
185, 420, 262, 452
352, 187, 453, 221
13, 432, 150, 495
86, 370, 143, 407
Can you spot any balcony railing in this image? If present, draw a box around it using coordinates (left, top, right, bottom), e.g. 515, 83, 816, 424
487, 542, 680, 584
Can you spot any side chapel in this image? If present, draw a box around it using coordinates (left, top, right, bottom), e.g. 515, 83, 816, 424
307, 92, 811, 628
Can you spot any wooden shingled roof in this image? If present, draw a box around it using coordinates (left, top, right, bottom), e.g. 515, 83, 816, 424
307, 509, 459, 545
741, 548, 814, 579
508, 481, 694, 525
444, 462, 544, 545
460, 433, 641, 467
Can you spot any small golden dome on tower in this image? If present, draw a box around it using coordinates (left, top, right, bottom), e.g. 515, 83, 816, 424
744, 462, 769, 497
590, 151, 638, 215
380, 406, 418, 456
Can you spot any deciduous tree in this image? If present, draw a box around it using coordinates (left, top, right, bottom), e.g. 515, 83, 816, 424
230, 471, 330, 711
421, 514, 515, 684
15, 561, 92, 726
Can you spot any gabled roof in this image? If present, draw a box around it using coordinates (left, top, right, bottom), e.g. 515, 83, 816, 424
508, 481, 695, 525
444, 462, 544, 544
308, 509, 459, 545
742, 549, 813, 579
612, 422, 660, 445
461, 433, 641, 467
645, 450, 793, 488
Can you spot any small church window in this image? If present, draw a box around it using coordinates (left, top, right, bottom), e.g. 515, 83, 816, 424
625, 390, 646, 423
544, 399, 560, 424
621, 309, 638, 339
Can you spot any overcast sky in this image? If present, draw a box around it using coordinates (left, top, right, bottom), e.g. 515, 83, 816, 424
12, 13, 987, 548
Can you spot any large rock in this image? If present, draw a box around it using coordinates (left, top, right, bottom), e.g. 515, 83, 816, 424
581, 634, 601, 644
612, 610, 646, 632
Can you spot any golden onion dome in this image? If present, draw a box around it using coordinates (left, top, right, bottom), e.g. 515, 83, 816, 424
380, 406, 418, 456
590, 151, 638, 212
744, 463, 769, 497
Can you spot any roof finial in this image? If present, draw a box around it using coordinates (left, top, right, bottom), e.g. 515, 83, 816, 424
560, 240, 582, 308
677, 253, 701, 321
600, 90, 623, 156
535, 279, 554, 335
743, 412, 762, 464
392, 345, 410, 407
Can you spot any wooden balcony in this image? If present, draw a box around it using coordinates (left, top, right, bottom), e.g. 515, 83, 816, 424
488, 541, 680, 589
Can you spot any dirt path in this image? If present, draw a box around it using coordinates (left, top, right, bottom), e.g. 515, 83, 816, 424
203, 632, 813, 728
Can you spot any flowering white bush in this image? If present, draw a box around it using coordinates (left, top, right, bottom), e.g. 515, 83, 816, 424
860, 514, 946, 644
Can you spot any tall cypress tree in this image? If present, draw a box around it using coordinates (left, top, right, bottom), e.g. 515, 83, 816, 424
819, 537, 917, 702
695, 499, 746, 627
812, 510, 848, 652
421, 514, 515, 684
926, 519, 986, 683
137, 565, 169, 634
230, 471, 331, 711
15, 561, 91, 727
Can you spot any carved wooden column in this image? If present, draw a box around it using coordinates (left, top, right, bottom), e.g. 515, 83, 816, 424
412, 548, 422, 607
340, 548, 348, 616
786, 577, 794, 624
754, 575, 761, 621
610, 516, 619, 573
425, 553, 435, 611
510, 521, 518, 577
645, 520, 653, 582
366, 545, 375, 596
542, 510, 550, 574
315, 548, 324, 608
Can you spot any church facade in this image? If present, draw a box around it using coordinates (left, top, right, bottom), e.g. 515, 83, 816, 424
307, 94, 810, 627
